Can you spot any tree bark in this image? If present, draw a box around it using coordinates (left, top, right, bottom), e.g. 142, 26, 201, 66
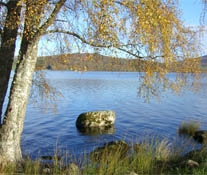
0, 0, 66, 163
0, 0, 21, 123
0, 37, 39, 162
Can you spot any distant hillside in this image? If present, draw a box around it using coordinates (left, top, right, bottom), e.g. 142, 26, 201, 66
36, 53, 155, 72
35, 53, 207, 72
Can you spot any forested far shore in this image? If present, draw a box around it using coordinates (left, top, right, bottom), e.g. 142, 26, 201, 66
31, 53, 207, 72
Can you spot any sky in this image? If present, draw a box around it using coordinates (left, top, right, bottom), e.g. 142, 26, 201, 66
179, 0, 204, 26
179, 0, 207, 55
17, 0, 207, 57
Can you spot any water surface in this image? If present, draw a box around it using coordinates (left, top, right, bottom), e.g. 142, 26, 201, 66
17, 71, 207, 158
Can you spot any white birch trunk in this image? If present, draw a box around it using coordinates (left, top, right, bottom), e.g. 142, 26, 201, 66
0, 0, 65, 164
0, 38, 39, 162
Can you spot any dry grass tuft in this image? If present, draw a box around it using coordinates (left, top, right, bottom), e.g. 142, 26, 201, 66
178, 120, 200, 137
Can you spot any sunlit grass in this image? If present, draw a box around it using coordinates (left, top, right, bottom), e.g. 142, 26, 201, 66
1, 136, 207, 174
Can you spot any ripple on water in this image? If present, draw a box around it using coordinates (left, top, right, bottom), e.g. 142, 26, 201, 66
20, 71, 207, 158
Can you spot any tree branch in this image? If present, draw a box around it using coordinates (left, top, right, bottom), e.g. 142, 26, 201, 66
63, 4, 74, 11
116, 47, 143, 59
55, 19, 67, 23
37, 0, 66, 38
43, 29, 164, 60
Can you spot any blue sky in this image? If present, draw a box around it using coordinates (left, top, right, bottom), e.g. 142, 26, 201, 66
179, 0, 207, 54
179, 0, 204, 26
34, 1, 207, 56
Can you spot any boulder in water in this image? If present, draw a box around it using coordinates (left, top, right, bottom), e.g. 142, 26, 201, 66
76, 111, 115, 129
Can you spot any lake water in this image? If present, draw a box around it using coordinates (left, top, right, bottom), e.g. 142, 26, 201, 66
9, 71, 207, 158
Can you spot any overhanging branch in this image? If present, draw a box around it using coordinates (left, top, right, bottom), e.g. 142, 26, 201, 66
43, 29, 144, 58
37, 0, 66, 38
43, 29, 164, 60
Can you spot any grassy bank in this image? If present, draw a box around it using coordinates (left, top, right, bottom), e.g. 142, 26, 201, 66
0, 121, 206, 174
1, 136, 207, 175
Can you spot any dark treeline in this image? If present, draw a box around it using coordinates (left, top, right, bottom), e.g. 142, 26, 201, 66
36, 53, 153, 72
34, 53, 207, 72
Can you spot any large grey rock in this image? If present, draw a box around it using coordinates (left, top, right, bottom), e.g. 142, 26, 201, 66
76, 111, 115, 129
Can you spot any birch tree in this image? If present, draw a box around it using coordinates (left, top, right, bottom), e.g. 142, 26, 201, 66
0, 0, 66, 163
0, 0, 21, 123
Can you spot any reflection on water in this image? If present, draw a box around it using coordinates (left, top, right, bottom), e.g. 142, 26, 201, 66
18, 71, 207, 158
77, 125, 115, 136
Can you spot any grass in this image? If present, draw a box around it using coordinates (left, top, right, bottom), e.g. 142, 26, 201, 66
178, 120, 201, 137
1, 136, 207, 175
